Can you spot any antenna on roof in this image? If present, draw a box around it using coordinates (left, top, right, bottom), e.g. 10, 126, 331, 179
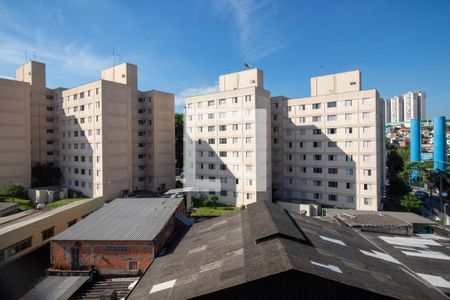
112, 48, 115, 67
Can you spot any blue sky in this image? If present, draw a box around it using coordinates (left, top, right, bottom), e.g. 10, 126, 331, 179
0, 0, 449, 117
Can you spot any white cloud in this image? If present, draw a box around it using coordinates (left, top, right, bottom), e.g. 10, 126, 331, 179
213, 0, 285, 61
175, 84, 219, 109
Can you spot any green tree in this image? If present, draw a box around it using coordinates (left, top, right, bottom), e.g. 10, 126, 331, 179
211, 195, 218, 209
31, 163, 62, 187
1, 183, 26, 197
396, 146, 410, 164
175, 113, 184, 169
399, 194, 422, 213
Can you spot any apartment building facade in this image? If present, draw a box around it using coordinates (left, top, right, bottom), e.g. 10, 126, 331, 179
272, 71, 385, 211
384, 98, 391, 123
0, 79, 31, 188
0, 61, 175, 198
403, 91, 426, 121
184, 69, 272, 206
390, 95, 404, 123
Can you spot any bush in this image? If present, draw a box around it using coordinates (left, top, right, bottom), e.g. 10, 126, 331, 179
1, 183, 27, 198
200, 194, 209, 206
240, 204, 246, 210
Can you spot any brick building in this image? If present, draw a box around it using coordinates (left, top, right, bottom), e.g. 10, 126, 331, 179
50, 198, 185, 275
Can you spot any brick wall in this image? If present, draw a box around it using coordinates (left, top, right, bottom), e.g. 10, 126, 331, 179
51, 240, 153, 275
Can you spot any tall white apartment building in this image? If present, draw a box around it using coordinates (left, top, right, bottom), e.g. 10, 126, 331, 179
272, 71, 385, 211
0, 61, 175, 199
403, 91, 426, 121
184, 69, 272, 206
390, 96, 404, 123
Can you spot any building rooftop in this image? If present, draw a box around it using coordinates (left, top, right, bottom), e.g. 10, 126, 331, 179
323, 208, 437, 225
52, 198, 182, 241
129, 201, 448, 299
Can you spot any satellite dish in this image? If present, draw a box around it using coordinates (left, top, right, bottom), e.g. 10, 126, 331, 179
244, 63, 252, 68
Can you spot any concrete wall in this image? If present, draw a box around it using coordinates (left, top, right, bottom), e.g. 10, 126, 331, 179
0, 197, 106, 267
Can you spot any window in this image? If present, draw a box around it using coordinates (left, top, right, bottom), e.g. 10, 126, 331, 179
362, 126, 371, 134
208, 138, 215, 144
327, 115, 337, 121
345, 127, 353, 134
327, 128, 336, 134
345, 113, 352, 120
208, 100, 215, 106
208, 113, 215, 119
245, 137, 252, 144
80, 92, 85, 99
208, 164, 215, 170
312, 103, 321, 109
346, 182, 352, 189
328, 181, 338, 188
363, 141, 371, 148
5, 237, 32, 258
364, 198, 372, 205
345, 141, 353, 148
313, 180, 322, 187
208, 126, 215, 132
312, 129, 322, 135
220, 190, 228, 196
232, 97, 238, 103
129, 261, 138, 271
41, 227, 54, 240
345, 100, 352, 107
313, 155, 322, 161
314, 193, 323, 200
313, 142, 322, 148
362, 112, 370, 120
346, 168, 354, 176
219, 125, 226, 131
346, 196, 354, 203
328, 155, 337, 161
312, 116, 321, 122
219, 138, 227, 144
232, 124, 238, 130
363, 169, 372, 176
219, 151, 227, 157
328, 194, 337, 201
363, 155, 371, 162
219, 99, 226, 105
244, 95, 251, 102
328, 168, 338, 174
313, 168, 322, 174
299, 117, 306, 123
364, 183, 371, 191
327, 141, 337, 148
208, 151, 214, 157
345, 155, 353, 162
245, 123, 252, 130
327, 101, 337, 108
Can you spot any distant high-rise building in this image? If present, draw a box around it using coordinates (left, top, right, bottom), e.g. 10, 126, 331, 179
403, 91, 426, 121
0, 61, 176, 198
390, 96, 404, 123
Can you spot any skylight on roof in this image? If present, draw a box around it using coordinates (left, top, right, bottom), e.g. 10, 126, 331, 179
379, 236, 441, 248
319, 235, 346, 246
311, 261, 343, 274
417, 273, 450, 288
149, 279, 176, 294
360, 250, 401, 264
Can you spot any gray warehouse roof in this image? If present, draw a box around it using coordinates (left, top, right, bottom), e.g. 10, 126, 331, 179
129, 201, 448, 300
52, 198, 182, 241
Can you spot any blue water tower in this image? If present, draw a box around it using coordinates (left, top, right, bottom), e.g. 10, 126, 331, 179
410, 118, 421, 162
434, 116, 447, 171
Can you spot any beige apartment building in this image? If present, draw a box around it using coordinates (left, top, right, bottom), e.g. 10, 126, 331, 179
272, 71, 385, 210
0, 79, 31, 188
184, 69, 272, 206
0, 61, 175, 198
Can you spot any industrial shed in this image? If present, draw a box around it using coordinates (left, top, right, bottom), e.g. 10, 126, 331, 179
129, 201, 448, 300
50, 198, 186, 275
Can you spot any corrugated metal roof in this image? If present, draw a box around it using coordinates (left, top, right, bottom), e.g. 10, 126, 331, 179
129, 201, 449, 300
21, 276, 89, 300
52, 198, 182, 241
